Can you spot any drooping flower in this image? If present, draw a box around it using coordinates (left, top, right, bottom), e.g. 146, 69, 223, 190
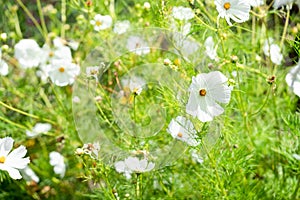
186, 71, 232, 122
48, 59, 80, 86
247, 0, 264, 7
0, 49, 8, 76
26, 123, 52, 137
172, 6, 194, 21
204, 36, 218, 61
90, 14, 112, 31
167, 116, 200, 146
285, 60, 300, 97
126, 36, 150, 55
49, 151, 66, 178
0, 137, 30, 179
14, 39, 42, 69
215, 0, 251, 26
113, 20, 130, 35
263, 38, 283, 65
21, 166, 40, 183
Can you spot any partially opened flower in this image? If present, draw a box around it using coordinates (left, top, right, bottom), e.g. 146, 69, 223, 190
90, 14, 112, 31
126, 36, 150, 55
14, 39, 42, 68
285, 60, 300, 97
204, 36, 218, 61
26, 123, 52, 137
186, 71, 232, 122
167, 116, 200, 146
21, 166, 40, 183
215, 0, 250, 26
49, 151, 66, 178
263, 38, 283, 65
172, 6, 194, 21
0, 137, 30, 179
48, 59, 80, 86
113, 20, 130, 35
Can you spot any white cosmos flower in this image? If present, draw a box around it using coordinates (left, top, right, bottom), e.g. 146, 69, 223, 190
48, 59, 80, 86
14, 39, 42, 69
21, 166, 40, 183
113, 20, 130, 35
121, 76, 146, 95
167, 116, 200, 146
126, 36, 150, 55
114, 160, 132, 179
0, 137, 30, 180
263, 38, 283, 65
172, 6, 194, 21
0, 50, 8, 76
285, 60, 300, 97
26, 123, 52, 137
186, 71, 232, 122
204, 36, 218, 61
215, 0, 251, 26
49, 151, 66, 178
247, 0, 264, 7
273, 0, 294, 9
115, 156, 155, 175
90, 14, 112, 31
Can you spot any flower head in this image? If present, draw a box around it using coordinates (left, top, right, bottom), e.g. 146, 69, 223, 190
14, 39, 42, 69
285, 60, 300, 97
186, 71, 232, 122
126, 36, 150, 55
215, 0, 250, 26
204, 36, 218, 61
113, 20, 130, 35
21, 166, 40, 183
90, 14, 112, 31
26, 123, 52, 137
0, 137, 30, 179
167, 116, 200, 146
273, 0, 294, 9
115, 156, 155, 176
121, 76, 146, 95
263, 38, 283, 65
49, 151, 66, 178
172, 6, 194, 21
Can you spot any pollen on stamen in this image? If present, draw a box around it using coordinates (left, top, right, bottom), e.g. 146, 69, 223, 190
96, 21, 102, 26
199, 89, 207, 96
177, 132, 183, 138
49, 51, 54, 57
0, 156, 6, 163
223, 2, 231, 10
59, 67, 65, 73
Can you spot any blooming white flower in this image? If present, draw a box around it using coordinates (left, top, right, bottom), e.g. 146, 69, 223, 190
247, 0, 264, 7
285, 60, 300, 97
90, 14, 112, 31
167, 116, 200, 146
126, 36, 150, 55
0, 49, 8, 76
263, 38, 283, 65
293, 153, 300, 160
14, 39, 42, 68
190, 149, 204, 164
49, 151, 66, 178
121, 76, 145, 95
113, 20, 130, 35
21, 166, 40, 183
215, 0, 251, 26
273, 0, 294, 9
172, 6, 194, 21
26, 123, 52, 137
48, 59, 80, 86
143, 2, 151, 10
0, 137, 30, 179
204, 36, 218, 61
186, 71, 232, 122
115, 156, 155, 176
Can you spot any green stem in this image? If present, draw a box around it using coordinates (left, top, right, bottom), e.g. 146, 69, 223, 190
136, 173, 142, 199
61, 0, 67, 38
0, 115, 27, 130
36, 0, 48, 39
280, 8, 290, 50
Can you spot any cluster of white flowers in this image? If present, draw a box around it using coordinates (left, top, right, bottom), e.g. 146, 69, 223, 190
14, 38, 80, 86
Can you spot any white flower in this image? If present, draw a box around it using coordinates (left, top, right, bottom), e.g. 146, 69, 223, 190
0, 50, 8, 76
143, 2, 151, 10
26, 123, 52, 137
48, 59, 80, 86
121, 76, 146, 95
86, 66, 100, 81
285, 60, 300, 97
126, 36, 150, 55
247, 0, 264, 7
167, 116, 200, 146
21, 166, 39, 183
14, 39, 42, 69
263, 38, 283, 65
293, 153, 300, 160
172, 6, 194, 21
273, 0, 294, 9
215, 0, 251, 26
115, 156, 155, 176
190, 149, 204, 164
186, 71, 232, 122
90, 14, 112, 31
82, 142, 100, 159
49, 151, 66, 178
113, 20, 130, 35
204, 36, 218, 61
0, 137, 30, 179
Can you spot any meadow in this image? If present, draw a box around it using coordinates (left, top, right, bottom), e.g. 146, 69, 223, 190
1, 0, 300, 199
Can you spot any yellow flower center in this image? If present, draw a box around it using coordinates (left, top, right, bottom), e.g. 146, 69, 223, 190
59, 67, 65, 73
177, 132, 183, 138
96, 20, 102, 26
199, 89, 207, 96
223, 2, 231, 10
49, 51, 54, 57
0, 156, 6, 163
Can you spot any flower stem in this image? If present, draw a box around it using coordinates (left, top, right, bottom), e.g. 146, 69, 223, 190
280, 8, 290, 49
136, 173, 142, 199
61, 0, 67, 38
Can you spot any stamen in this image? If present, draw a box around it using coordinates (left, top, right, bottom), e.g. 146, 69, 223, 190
0, 156, 5, 163
59, 67, 65, 73
96, 21, 102, 26
177, 132, 183, 138
199, 89, 207, 96
223, 2, 231, 10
